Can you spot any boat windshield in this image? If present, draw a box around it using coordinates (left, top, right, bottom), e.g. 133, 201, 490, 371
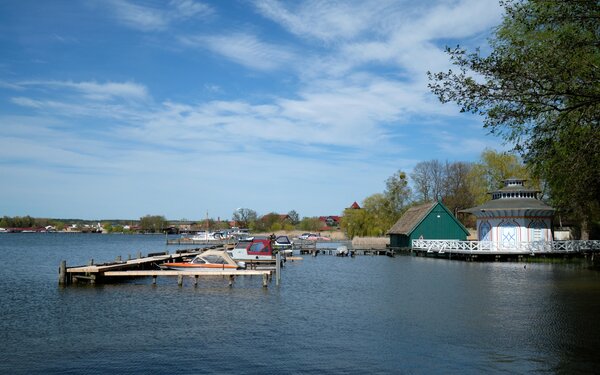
276, 236, 291, 244
190, 257, 207, 264
203, 255, 228, 264
249, 242, 267, 252
234, 241, 251, 250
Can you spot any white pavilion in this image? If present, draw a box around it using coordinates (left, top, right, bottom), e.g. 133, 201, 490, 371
462, 178, 555, 250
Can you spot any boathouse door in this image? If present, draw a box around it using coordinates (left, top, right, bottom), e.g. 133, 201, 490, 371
500, 221, 518, 250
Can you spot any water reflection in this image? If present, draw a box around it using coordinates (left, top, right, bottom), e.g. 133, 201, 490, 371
0, 234, 599, 374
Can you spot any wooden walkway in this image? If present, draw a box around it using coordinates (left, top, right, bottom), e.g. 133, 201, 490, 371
60, 247, 280, 287
410, 239, 600, 260
294, 240, 390, 256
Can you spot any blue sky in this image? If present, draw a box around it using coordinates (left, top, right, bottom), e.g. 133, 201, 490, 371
0, 0, 505, 221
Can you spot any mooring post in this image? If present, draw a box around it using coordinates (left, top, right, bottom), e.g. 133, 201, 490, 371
137, 251, 142, 259
228, 275, 234, 287
194, 275, 199, 286
276, 252, 281, 286
262, 273, 268, 287
59, 260, 67, 285
177, 274, 183, 286
152, 276, 157, 285
88, 259, 94, 266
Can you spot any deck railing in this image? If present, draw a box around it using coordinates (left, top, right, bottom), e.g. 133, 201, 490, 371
411, 239, 600, 254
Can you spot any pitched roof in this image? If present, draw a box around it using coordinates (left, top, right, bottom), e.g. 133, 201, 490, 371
349, 201, 361, 209
387, 201, 436, 235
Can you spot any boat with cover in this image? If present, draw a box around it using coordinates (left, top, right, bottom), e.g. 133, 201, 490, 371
160, 249, 246, 271
273, 235, 293, 254
227, 238, 275, 260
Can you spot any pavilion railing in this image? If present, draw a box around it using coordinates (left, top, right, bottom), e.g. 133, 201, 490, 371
411, 239, 600, 254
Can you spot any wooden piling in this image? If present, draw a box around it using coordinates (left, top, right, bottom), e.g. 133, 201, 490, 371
276, 252, 281, 286
58, 260, 67, 285
177, 274, 183, 286
262, 273, 268, 287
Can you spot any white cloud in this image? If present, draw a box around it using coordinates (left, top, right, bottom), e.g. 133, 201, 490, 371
180, 33, 295, 71
15, 80, 149, 102
105, 0, 212, 31
253, 0, 396, 42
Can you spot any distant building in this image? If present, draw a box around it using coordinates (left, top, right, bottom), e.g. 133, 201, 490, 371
318, 215, 340, 229
387, 201, 469, 248
349, 201, 361, 209
461, 178, 554, 249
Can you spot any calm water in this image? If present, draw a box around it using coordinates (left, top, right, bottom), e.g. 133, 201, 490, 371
1, 233, 600, 374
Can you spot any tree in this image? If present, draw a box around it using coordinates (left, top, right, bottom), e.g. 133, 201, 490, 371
341, 171, 412, 238
467, 149, 533, 205
287, 210, 300, 226
232, 208, 257, 229
428, 0, 600, 237
139, 215, 168, 233
298, 217, 323, 232
442, 161, 474, 216
384, 170, 412, 217
411, 160, 444, 202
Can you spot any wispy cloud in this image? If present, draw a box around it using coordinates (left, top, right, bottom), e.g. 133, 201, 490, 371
12, 80, 149, 102
104, 0, 213, 31
180, 33, 295, 71
253, 0, 395, 42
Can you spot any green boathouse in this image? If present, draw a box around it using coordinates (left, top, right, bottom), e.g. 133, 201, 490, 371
387, 201, 470, 249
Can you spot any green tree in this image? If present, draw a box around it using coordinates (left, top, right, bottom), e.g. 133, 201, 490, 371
298, 217, 323, 232
341, 170, 412, 238
467, 149, 534, 205
384, 170, 412, 217
429, 0, 600, 237
139, 215, 168, 233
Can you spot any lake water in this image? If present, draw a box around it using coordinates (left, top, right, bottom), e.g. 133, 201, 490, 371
1, 233, 599, 374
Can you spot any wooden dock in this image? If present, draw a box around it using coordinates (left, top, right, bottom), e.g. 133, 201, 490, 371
294, 240, 390, 256
59, 247, 281, 287
165, 238, 234, 246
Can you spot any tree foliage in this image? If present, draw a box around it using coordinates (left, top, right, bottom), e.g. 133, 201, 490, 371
341, 170, 412, 238
298, 217, 323, 232
428, 0, 600, 233
287, 210, 300, 225
232, 208, 257, 229
139, 215, 168, 233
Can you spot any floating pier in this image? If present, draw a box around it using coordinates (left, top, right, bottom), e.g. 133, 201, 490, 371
59, 246, 280, 287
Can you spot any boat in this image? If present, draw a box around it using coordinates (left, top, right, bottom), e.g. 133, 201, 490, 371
298, 233, 331, 241
273, 235, 293, 254
160, 249, 246, 271
189, 231, 225, 241
227, 237, 276, 260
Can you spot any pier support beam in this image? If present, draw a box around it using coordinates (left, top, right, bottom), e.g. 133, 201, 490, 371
58, 260, 67, 285
276, 252, 281, 286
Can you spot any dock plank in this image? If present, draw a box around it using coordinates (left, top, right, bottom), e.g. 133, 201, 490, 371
104, 270, 270, 276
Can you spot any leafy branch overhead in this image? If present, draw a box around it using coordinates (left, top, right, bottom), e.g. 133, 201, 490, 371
428, 0, 600, 233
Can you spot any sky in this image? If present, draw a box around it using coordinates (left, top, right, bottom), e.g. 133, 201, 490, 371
0, 0, 506, 221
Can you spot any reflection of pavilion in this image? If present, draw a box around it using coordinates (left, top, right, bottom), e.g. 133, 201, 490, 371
462, 178, 554, 250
